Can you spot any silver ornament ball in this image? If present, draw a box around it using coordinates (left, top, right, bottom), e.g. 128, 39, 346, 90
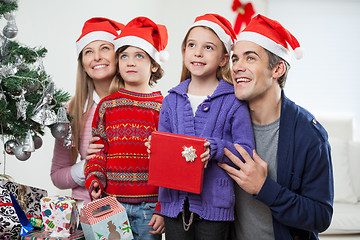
3, 21, 18, 39
14, 145, 31, 161
51, 123, 69, 139
4, 140, 18, 155
33, 135, 43, 149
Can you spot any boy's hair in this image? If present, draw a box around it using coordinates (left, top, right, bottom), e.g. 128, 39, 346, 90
115, 45, 164, 87
265, 49, 291, 89
68, 55, 121, 164
180, 26, 232, 85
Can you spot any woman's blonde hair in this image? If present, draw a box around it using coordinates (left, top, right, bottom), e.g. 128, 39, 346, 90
180, 26, 233, 85
68, 55, 121, 164
114, 45, 164, 87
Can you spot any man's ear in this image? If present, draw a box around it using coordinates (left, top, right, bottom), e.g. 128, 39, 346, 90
272, 61, 286, 79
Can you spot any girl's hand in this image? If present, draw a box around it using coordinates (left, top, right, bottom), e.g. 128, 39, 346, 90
86, 136, 104, 161
144, 135, 152, 157
90, 182, 102, 200
148, 214, 165, 234
200, 141, 211, 168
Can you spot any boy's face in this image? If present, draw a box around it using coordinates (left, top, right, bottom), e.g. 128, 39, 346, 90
231, 41, 275, 102
118, 46, 158, 89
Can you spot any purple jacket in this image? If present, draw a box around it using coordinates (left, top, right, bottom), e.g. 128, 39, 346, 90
158, 79, 255, 221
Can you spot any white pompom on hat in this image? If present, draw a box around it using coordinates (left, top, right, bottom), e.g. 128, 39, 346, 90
114, 17, 169, 64
237, 14, 303, 64
76, 17, 124, 56
190, 13, 237, 54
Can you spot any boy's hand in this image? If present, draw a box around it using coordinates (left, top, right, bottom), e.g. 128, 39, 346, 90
200, 141, 211, 168
90, 182, 102, 200
148, 214, 165, 234
144, 135, 152, 157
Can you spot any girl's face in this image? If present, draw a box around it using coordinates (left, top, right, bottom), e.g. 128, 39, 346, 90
182, 27, 229, 81
118, 46, 158, 90
82, 40, 116, 83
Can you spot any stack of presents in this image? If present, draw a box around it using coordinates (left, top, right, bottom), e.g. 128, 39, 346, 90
0, 179, 133, 240
0, 131, 205, 239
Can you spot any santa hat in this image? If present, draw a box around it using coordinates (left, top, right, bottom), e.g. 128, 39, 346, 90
76, 17, 124, 56
237, 14, 303, 64
191, 13, 237, 54
114, 17, 169, 63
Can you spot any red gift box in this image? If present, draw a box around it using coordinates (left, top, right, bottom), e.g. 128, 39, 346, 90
148, 131, 206, 194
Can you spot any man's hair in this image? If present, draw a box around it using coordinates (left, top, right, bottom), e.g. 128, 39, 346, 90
265, 49, 290, 89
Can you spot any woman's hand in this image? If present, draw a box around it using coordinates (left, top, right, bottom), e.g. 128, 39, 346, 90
86, 136, 104, 161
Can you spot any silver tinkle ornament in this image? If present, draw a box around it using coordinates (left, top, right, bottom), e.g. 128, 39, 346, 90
22, 131, 35, 152
56, 107, 70, 123
4, 139, 18, 155
63, 125, 75, 148
2, 12, 18, 39
16, 90, 29, 121
14, 145, 31, 161
31, 82, 57, 125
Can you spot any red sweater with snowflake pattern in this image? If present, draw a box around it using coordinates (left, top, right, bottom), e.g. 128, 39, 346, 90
85, 88, 163, 212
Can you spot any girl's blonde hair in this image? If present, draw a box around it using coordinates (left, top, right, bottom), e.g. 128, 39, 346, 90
68, 55, 121, 164
114, 45, 164, 87
180, 26, 233, 85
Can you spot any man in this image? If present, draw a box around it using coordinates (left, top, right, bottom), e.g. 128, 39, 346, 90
218, 14, 333, 240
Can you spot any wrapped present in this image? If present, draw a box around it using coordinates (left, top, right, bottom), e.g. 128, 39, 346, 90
0, 179, 48, 218
20, 229, 85, 240
40, 196, 79, 236
148, 131, 206, 194
0, 185, 21, 240
80, 196, 133, 240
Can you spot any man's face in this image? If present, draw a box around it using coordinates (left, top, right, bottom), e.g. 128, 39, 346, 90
231, 41, 275, 102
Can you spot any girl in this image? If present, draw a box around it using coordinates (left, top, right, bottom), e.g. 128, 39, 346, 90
156, 13, 254, 240
84, 17, 167, 240
50, 17, 124, 207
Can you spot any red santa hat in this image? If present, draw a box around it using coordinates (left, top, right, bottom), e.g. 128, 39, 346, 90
76, 17, 124, 56
114, 17, 169, 63
190, 13, 237, 54
237, 14, 303, 64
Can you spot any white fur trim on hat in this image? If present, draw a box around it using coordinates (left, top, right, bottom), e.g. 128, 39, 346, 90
191, 20, 233, 54
114, 35, 163, 63
237, 31, 292, 64
76, 31, 117, 56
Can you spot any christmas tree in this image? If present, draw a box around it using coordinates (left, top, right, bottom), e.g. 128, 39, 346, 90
0, 0, 71, 164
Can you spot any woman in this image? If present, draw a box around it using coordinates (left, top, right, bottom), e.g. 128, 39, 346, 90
50, 17, 124, 206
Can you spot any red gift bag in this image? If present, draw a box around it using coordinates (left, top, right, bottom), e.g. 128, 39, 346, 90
148, 131, 206, 194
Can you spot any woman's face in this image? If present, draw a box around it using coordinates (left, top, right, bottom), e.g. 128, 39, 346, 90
81, 40, 116, 83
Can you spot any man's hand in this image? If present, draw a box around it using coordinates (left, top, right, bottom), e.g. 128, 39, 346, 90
148, 214, 165, 234
218, 144, 268, 195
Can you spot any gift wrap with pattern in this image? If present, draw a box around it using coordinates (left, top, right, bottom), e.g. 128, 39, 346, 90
20, 229, 85, 240
80, 196, 133, 240
40, 196, 79, 235
0, 185, 22, 240
0, 179, 48, 218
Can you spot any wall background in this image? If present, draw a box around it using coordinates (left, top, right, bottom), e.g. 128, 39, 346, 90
1, 0, 359, 196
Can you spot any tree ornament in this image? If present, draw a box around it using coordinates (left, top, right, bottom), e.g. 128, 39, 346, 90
33, 135, 43, 149
31, 82, 57, 125
22, 131, 35, 152
232, 0, 255, 35
2, 13, 18, 39
56, 107, 70, 124
63, 125, 75, 148
51, 122, 69, 139
16, 89, 29, 121
14, 145, 31, 161
4, 139, 18, 155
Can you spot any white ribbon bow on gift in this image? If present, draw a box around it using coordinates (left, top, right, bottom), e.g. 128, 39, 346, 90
182, 146, 197, 162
